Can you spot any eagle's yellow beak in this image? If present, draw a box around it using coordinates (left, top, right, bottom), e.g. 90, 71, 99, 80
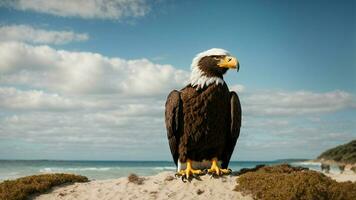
218, 56, 239, 71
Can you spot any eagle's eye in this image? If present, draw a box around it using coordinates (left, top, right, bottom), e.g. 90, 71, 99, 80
212, 56, 220, 60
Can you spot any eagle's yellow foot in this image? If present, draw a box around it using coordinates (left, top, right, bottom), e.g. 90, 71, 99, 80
175, 159, 204, 182
206, 157, 232, 176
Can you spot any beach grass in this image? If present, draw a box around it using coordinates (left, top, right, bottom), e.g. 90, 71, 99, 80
0, 173, 88, 200
351, 166, 356, 173
235, 164, 356, 200
127, 173, 145, 185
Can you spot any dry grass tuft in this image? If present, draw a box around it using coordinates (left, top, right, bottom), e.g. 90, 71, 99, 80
127, 173, 144, 185
0, 173, 88, 200
196, 189, 204, 195
235, 164, 356, 200
164, 175, 175, 181
351, 166, 356, 173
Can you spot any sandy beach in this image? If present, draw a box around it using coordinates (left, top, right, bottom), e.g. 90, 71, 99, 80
32, 169, 356, 200
325, 170, 356, 183
33, 171, 252, 200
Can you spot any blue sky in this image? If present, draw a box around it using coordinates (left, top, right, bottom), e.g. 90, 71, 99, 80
0, 0, 355, 161
1, 0, 354, 92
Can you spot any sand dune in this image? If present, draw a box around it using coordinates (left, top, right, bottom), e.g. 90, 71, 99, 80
33, 169, 356, 200
33, 171, 252, 200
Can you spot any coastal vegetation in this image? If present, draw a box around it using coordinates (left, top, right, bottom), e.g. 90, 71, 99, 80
127, 173, 145, 185
352, 166, 356, 173
318, 140, 356, 164
235, 164, 356, 200
0, 173, 88, 200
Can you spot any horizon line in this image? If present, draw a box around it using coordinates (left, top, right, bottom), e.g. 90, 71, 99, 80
0, 158, 311, 162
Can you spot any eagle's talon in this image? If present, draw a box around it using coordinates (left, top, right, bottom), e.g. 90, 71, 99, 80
181, 175, 186, 182
176, 159, 203, 181
207, 157, 231, 176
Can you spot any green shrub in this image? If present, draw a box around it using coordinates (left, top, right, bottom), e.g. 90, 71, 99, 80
318, 140, 356, 164
0, 173, 88, 200
235, 164, 356, 200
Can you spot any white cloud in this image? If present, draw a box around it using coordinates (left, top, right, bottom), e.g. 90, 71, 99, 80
230, 84, 245, 93
0, 87, 101, 110
0, 87, 75, 110
0, 41, 354, 160
0, 97, 168, 159
0, 25, 89, 45
0, 41, 189, 96
243, 90, 355, 116
1, 0, 150, 20
0, 41, 189, 158
0, 41, 188, 159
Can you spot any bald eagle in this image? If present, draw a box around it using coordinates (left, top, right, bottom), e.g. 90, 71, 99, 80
165, 48, 241, 180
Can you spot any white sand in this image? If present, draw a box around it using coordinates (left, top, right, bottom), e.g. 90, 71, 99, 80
33, 169, 356, 200
33, 171, 252, 200
324, 170, 356, 183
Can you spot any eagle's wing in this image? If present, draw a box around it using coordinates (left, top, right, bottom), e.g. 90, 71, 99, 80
165, 90, 182, 166
222, 91, 242, 169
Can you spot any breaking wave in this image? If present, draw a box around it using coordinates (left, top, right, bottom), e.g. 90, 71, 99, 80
39, 167, 118, 172
153, 167, 176, 170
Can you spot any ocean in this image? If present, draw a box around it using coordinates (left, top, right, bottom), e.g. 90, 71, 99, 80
0, 160, 327, 181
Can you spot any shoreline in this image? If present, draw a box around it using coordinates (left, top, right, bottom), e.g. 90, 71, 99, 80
325, 170, 356, 182
0, 160, 303, 182
307, 159, 356, 167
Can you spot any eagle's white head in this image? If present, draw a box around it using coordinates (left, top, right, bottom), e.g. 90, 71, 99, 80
190, 48, 239, 89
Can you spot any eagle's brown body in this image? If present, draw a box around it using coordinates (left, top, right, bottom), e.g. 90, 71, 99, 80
165, 82, 241, 169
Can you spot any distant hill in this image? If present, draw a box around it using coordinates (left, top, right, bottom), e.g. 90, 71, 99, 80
318, 140, 356, 164
274, 159, 309, 163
